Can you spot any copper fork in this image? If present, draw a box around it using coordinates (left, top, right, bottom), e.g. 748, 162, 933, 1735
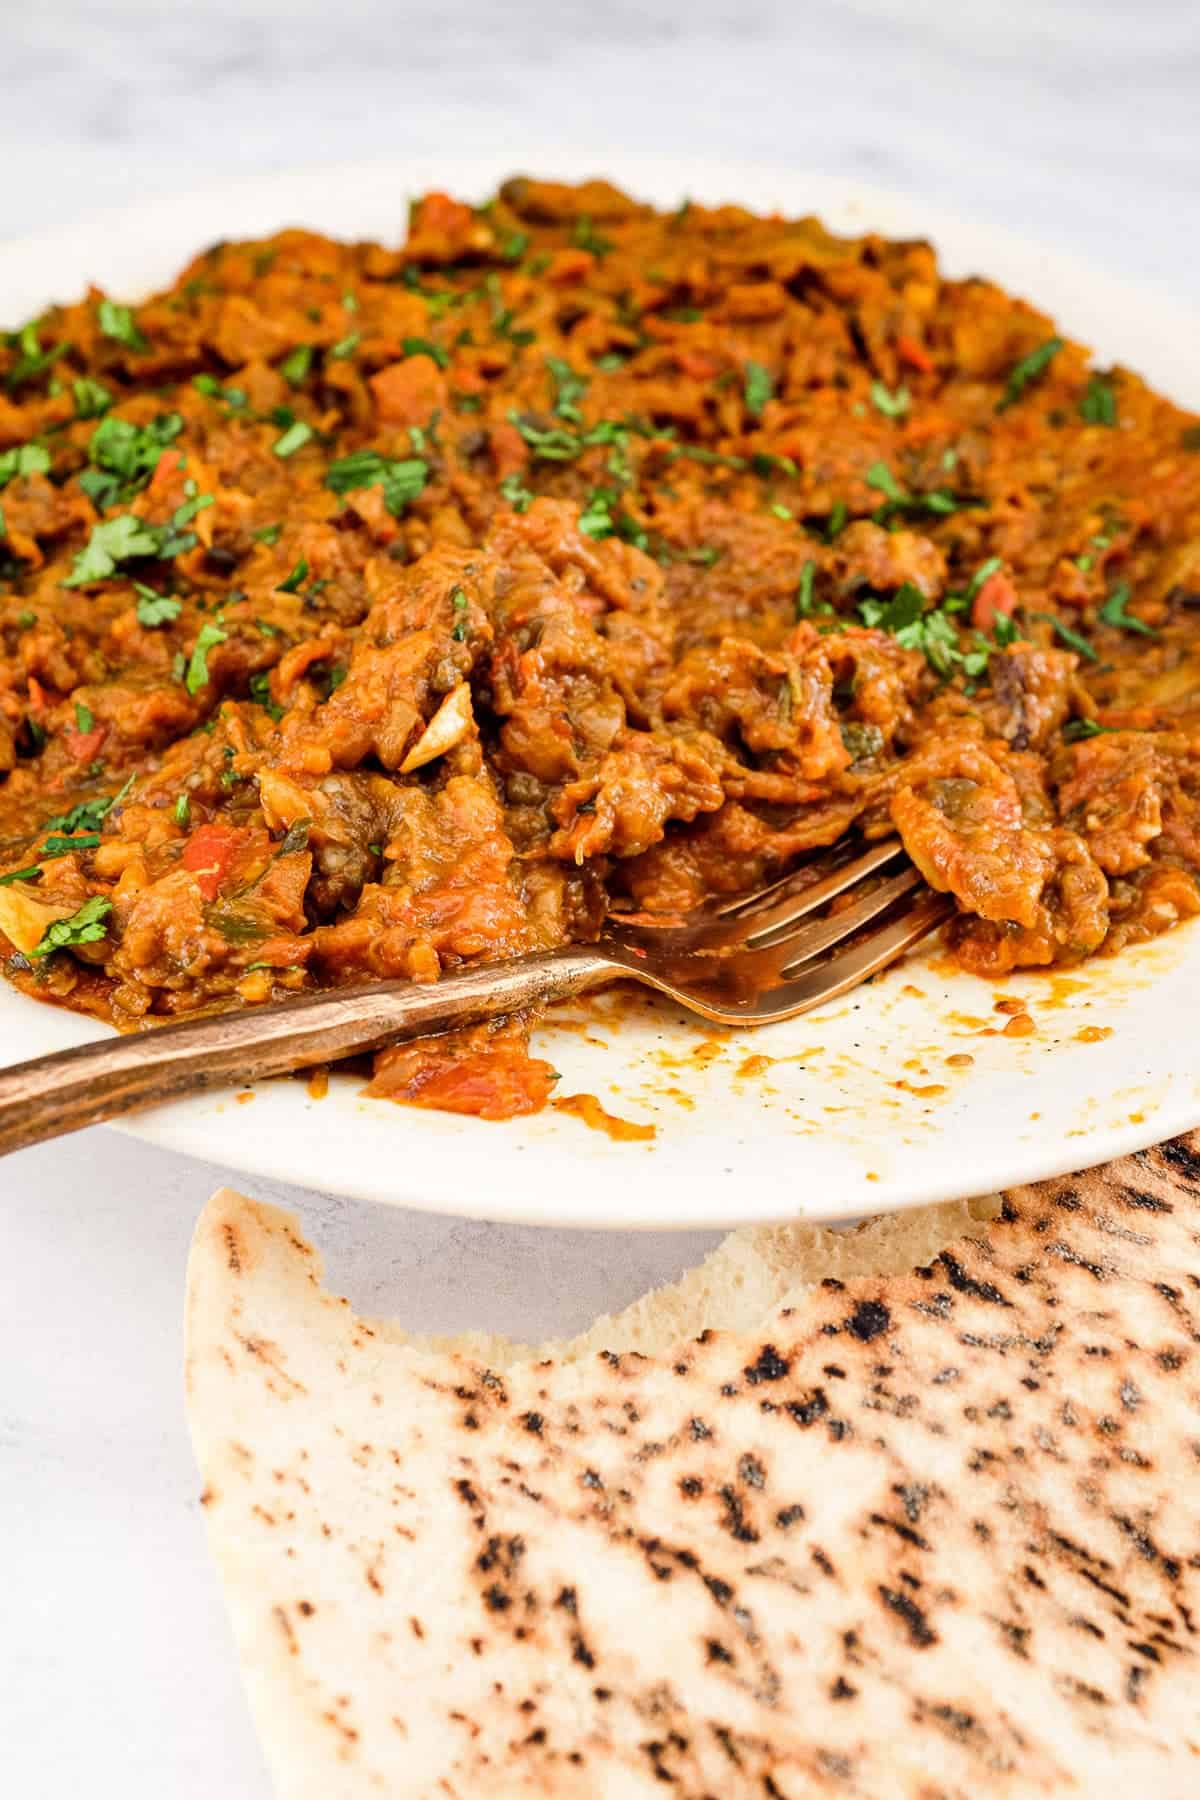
0, 836, 949, 1157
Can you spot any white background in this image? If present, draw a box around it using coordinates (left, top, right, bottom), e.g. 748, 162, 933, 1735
2, 3, 1197, 1793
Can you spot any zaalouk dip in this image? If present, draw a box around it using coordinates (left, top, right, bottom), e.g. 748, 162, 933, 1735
0, 177, 1197, 1118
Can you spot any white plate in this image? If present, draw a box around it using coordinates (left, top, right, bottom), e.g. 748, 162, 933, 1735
2, 149, 1198, 1229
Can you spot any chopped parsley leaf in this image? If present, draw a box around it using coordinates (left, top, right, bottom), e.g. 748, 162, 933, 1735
402, 336, 449, 368
30, 894, 113, 959
1062, 718, 1113, 742
324, 450, 428, 516
134, 583, 181, 628
185, 620, 228, 694
42, 775, 133, 837
273, 419, 314, 458
63, 514, 162, 586
1079, 374, 1117, 427
1032, 609, 1098, 662
743, 361, 773, 420
546, 356, 588, 423
41, 832, 100, 859
795, 560, 830, 619
870, 380, 910, 420
97, 299, 147, 352
249, 671, 284, 721
72, 377, 113, 420
6, 324, 72, 390
0, 442, 51, 488
1099, 581, 1157, 637
997, 336, 1063, 412
571, 217, 613, 257
277, 558, 309, 594
499, 471, 533, 512
280, 345, 312, 386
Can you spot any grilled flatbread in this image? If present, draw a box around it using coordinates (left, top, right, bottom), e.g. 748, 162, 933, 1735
185, 1143, 1200, 1797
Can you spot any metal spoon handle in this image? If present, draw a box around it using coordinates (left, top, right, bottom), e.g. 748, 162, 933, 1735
0, 945, 614, 1158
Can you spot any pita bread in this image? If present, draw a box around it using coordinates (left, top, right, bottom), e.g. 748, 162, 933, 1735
186, 1142, 1200, 1797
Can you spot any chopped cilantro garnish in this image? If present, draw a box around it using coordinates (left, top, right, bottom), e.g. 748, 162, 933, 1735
0, 863, 42, 887
6, 324, 72, 390
280, 345, 312, 386
174, 793, 191, 827
277, 558, 309, 593
1099, 581, 1157, 637
965, 556, 1004, 600
997, 336, 1063, 411
249, 671, 284, 721
97, 299, 147, 352
72, 377, 113, 420
578, 488, 615, 538
795, 560, 830, 619
192, 373, 249, 411
546, 356, 588, 423
1032, 609, 1098, 662
743, 361, 773, 420
401, 336, 449, 369
30, 894, 113, 959
865, 460, 905, 503
571, 217, 613, 257
870, 381, 910, 420
185, 620, 228, 695
40, 832, 100, 859
325, 449, 428, 516
328, 331, 361, 360
499, 229, 529, 262
74, 701, 94, 734
273, 420, 313, 458
499, 471, 533, 512
0, 443, 51, 489
82, 412, 183, 510
1062, 718, 1113, 742
134, 583, 181, 627
253, 523, 282, 545
1079, 375, 1116, 427
826, 500, 848, 540
42, 775, 133, 837
63, 514, 162, 587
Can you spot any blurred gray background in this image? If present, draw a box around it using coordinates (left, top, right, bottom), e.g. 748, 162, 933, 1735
3, 3, 1197, 1794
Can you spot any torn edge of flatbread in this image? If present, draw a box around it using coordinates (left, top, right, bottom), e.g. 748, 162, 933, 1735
185, 1152, 1200, 1797
372, 1191, 1002, 1366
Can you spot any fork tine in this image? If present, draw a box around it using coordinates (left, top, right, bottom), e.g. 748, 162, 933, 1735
767, 863, 923, 968
751, 888, 955, 1023
731, 837, 907, 947
712, 836, 900, 920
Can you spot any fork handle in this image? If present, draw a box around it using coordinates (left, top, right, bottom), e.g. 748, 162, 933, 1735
0, 945, 615, 1159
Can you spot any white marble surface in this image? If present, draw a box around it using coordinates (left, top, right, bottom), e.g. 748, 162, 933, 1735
1, 3, 1196, 1794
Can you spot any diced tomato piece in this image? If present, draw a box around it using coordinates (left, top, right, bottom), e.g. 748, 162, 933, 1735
676, 347, 722, 380
64, 725, 107, 764
414, 191, 473, 238
896, 334, 935, 375
182, 823, 247, 901
972, 570, 1019, 632
369, 356, 447, 428
545, 248, 595, 285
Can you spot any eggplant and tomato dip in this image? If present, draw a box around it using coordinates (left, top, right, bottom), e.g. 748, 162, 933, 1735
0, 177, 1197, 1119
